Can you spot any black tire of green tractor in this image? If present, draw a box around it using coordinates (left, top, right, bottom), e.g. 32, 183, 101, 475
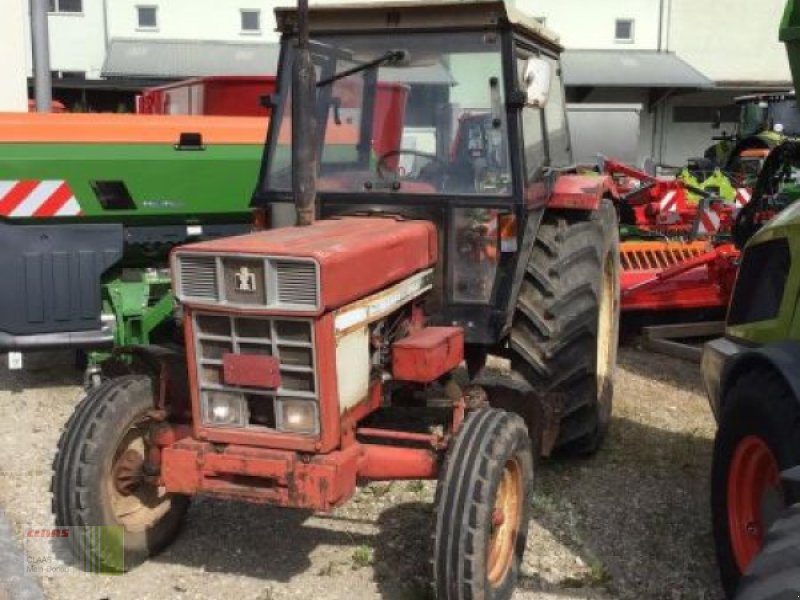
711, 370, 800, 598
735, 504, 800, 600
432, 408, 534, 600
51, 375, 189, 572
509, 199, 620, 455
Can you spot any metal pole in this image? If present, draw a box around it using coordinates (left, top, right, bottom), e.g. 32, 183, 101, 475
31, 0, 53, 113
292, 0, 318, 226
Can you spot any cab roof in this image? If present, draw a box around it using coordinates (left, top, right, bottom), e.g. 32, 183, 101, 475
274, 1, 561, 52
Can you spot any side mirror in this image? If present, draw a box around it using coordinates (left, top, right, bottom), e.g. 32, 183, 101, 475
522, 57, 552, 108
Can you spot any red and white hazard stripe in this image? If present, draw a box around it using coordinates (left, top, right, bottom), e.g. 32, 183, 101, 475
659, 190, 678, 212
0, 180, 82, 218
655, 191, 682, 225
697, 207, 721, 235
734, 188, 752, 209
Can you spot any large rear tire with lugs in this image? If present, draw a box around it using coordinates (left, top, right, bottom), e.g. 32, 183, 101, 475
432, 408, 534, 600
51, 375, 189, 572
509, 199, 620, 455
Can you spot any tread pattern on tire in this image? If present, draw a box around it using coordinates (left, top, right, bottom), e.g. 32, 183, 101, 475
509, 200, 619, 454
432, 408, 533, 600
712, 368, 800, 597
51, 375, 187, 572
736, 504, 800, 600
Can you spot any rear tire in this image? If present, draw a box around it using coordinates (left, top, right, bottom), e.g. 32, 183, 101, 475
711, 370, 800, 597
51, 375, 189, 572
735, 504, 800, 600
509, 199, 620, 455
432, 408, 534, 600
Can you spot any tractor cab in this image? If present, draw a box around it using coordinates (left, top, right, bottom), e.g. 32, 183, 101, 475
252, 1, 569, 344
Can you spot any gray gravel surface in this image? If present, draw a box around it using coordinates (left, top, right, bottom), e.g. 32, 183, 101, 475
0, 347, 723, 600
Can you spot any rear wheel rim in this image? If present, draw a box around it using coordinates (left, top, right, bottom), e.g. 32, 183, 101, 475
727, 434, 781, 572
596, 254, 616, 394
105, 414, 172, 533
487, 457, 523, 586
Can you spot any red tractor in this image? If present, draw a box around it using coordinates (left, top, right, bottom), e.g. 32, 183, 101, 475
51, 2, 620, 598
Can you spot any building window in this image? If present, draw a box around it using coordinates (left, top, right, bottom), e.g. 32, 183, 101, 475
137, 5, 158, 30
49, 0, 82, 13
615, 19, 634, 43
241, 9, 261, 33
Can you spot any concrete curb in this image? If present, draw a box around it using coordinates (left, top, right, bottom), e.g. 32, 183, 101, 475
0, 509, 44, 600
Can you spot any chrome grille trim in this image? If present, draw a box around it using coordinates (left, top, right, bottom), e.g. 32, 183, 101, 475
275, 260, 318, 308
174, 252, 320, 312
178, 255, 218, 301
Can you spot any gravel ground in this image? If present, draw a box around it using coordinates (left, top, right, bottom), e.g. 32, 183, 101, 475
0, 345, 723, 600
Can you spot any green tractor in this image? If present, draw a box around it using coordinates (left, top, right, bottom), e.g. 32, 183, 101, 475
702, 2, 800, 597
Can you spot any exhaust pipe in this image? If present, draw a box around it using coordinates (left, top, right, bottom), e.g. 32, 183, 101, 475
292, 0, 318, 226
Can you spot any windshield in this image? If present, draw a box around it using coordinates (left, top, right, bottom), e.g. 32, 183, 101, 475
265, 31, 511, 196
769, 99, 800, 136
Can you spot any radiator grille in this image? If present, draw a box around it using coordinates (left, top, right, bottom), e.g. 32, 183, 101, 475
275, 260, 318, 308
175, 253, 319, 311
193, 312, 318, 434
179, 256, 218, 301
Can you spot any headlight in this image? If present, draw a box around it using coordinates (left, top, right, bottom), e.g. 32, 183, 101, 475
277, 399, 318, 435
203, 391, 248, 427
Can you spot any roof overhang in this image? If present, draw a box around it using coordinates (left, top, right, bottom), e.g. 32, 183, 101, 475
102, 39, 280, 79
562, 50, 714, 89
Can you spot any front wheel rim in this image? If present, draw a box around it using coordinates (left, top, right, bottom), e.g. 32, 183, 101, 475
727, 434, 781, 572
487, 457, 523, 586
105, 414, 172, 533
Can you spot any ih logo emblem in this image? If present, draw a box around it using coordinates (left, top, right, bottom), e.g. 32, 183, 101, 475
235, 266, 257, 293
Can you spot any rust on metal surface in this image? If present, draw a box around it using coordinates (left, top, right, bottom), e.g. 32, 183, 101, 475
222, 353, 281, 389
392, 326, 464, 383
176, 217, 438, 314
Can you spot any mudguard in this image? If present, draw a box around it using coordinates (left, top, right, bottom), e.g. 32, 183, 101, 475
547, 173, 617, 211
720, 340, 800, 413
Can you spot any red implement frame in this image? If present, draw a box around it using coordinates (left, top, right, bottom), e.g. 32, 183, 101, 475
603, 158, 745, 313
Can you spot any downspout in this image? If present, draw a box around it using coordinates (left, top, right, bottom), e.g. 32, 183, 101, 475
30, 0, 52, 112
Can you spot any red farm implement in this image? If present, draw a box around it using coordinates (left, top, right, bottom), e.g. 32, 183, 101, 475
603, 158, 747, 316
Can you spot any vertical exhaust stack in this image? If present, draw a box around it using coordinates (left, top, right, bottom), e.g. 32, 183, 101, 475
293, 0, 318, 226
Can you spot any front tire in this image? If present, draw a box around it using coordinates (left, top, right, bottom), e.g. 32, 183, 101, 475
711, 370, 800, 597
51, 375, 189, 572
509, 199, 620, 455
433, 408, 534, 600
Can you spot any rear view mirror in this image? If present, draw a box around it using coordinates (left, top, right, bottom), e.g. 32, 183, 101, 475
522, 57, 552, 108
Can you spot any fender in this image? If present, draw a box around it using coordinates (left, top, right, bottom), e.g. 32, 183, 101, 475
547, 173, 618, 211
720, 340, 800, 414
103, 344, 192, 420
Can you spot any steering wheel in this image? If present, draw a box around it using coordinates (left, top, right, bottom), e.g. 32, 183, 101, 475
376, 149, 447, 180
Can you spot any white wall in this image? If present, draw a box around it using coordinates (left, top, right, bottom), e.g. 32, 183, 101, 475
107, 0, 279, 42
1, 0, 28, 111
516, 0, 662, 50
46, 2, 108, 77
669, 0, 790, 84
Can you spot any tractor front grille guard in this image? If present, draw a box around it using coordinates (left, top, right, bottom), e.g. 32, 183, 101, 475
192, 312, 320, 435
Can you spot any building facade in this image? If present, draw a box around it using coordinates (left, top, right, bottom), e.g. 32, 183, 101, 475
1, 0, 28, 111
13, 0, 796, 165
